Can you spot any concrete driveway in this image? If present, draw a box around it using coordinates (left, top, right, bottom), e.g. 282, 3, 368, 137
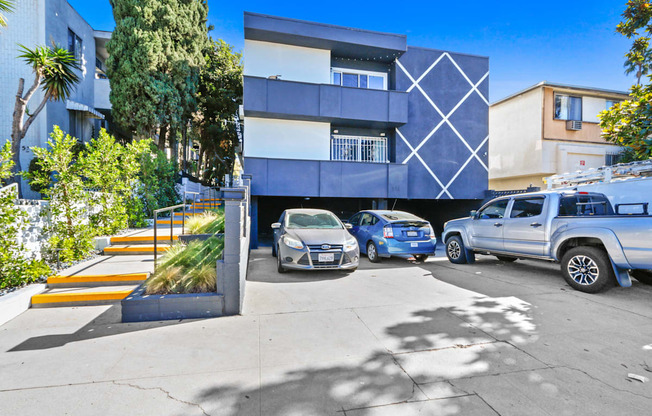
2, 248, 652, 415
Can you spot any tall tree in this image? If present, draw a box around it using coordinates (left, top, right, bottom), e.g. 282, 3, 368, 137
0, 0, 13, 28
600, 1, 652, 161
107, 0, 208, 154
10, 45, 80, 195
195, 39, 242, 184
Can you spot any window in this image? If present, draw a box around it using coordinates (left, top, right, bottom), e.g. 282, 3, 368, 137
331, 68, 387, 90
348, 213, 362, 226
331, 135, 388, 163
554, 94, 582, 121
477, 200, 509, 219
605, 99, 619, 110
360, 214, 374, 226
510, 198, 544, 218
605, 152, 623, 166
68, 29, 82, 62
559, 195, 613, 216
287, 212, 343, 229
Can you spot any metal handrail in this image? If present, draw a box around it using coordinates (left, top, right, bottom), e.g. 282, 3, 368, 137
183, 190, 199, 226
153, 203, 187, 268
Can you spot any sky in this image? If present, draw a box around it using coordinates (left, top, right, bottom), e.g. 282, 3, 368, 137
68, 0, 636, 102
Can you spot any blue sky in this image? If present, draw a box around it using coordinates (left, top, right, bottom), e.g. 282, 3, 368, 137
69, 0, 635, 101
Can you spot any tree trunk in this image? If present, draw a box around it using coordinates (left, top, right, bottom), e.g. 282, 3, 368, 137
10, 73, 47, 197
170, 126, 178, 170
181, 123, 188, 172
157, 124, 168, 151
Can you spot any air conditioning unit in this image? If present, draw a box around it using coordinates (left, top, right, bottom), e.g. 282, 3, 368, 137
566, 120, 582, 130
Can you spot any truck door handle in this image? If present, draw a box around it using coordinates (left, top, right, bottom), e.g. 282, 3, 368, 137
494, 223, 503, 227
530, 222, 542, 227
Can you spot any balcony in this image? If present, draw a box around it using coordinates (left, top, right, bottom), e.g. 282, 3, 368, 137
245, 157, 408, 199
244, 12, 406, 62
244, 76, 408, 128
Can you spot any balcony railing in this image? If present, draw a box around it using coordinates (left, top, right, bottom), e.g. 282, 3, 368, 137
331, 135, 388, 163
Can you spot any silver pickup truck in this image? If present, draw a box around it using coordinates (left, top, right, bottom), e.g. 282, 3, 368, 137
442, 190, 652, 293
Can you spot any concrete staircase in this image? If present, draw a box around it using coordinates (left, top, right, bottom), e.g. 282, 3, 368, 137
31, 273, 148, 308
30, 198, 222, 308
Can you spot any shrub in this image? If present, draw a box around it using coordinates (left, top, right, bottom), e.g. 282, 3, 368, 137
137, 144, 179, 219
0, 142, 52, 290
25, 127, 95, 263
144, 236, 223, 295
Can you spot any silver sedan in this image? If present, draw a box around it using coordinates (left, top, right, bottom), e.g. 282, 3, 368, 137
272, 209, 360, 273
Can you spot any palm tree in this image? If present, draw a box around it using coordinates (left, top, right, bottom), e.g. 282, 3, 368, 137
10, 44, 80, 195
0, 0, 14, 28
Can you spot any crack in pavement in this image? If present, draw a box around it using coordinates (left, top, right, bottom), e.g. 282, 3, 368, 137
113, 380, 210, 416
559, 365, 652, 400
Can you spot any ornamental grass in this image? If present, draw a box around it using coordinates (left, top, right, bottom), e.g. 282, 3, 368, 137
185, 210, 224, 235
144, 236, 223, 295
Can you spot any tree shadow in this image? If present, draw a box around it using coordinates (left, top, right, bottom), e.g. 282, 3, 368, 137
188, 297, 540, 415
7, 304, 191, 352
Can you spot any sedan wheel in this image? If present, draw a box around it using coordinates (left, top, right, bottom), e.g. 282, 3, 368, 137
276, 246, 287, 273
367, 241, 381, 263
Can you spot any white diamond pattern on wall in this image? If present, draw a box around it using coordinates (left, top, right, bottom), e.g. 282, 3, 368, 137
396, 52, 489, 199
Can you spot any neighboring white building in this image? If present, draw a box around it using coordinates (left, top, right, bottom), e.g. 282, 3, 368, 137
0, 0, 111, 198
489, 82, 629, 191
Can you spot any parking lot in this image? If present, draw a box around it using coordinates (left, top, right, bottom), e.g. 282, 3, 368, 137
2, 249, 652, 415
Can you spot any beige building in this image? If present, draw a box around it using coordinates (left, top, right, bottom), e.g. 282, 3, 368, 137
489, 82, 629, 190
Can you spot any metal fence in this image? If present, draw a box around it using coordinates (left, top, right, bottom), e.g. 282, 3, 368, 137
331, 135, 388, 163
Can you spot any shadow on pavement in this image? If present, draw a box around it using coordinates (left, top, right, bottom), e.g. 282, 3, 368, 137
7, 304, 189, 352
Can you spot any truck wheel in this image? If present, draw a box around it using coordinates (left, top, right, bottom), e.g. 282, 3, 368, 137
367, 241, 381, 263
496, 255, 517, 262
561, 247, 615, 293
631, 269, 652, 285
272, 244, 277, 257
446, 236, 468, 264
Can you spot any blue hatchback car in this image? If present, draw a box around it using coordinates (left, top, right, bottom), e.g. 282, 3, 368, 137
347, 210, 437, 262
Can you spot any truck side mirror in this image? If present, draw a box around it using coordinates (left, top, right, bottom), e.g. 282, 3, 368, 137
271, 222, 281, 229
344, 223, 353, 229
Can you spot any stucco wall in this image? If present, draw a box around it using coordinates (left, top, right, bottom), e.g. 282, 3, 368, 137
395, 47, 489, 200
542, 87, 618, 144
243, 117, 330, 160
489, 87, 543, 181
489, 174, 546, 191
46, 0, 97, 142
0, 0, 47, 199
244, 39, 330, 84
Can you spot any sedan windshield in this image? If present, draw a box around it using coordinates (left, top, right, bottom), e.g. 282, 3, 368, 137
287, 212, 343, 229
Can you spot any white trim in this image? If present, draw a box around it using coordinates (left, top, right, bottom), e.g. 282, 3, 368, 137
331, 67, 388, 90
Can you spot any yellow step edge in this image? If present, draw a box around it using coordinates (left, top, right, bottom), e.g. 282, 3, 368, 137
111, 235, 178, 243
104, 246, 170, 253
31, 290, 133, 304
48, 273, 148, 284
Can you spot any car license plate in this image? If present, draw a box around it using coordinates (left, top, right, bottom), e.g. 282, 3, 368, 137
410, 242, 418, 247
318, 253, 335, 262
407, 231, 418, 237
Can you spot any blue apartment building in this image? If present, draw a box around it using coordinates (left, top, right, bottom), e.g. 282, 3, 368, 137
242, 13, 489, 246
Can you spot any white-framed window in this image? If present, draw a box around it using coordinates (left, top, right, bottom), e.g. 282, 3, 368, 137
605, 99, 620, 110
331, 135, 388, 163
554, 94, 582, 121
331, 67, 387, 90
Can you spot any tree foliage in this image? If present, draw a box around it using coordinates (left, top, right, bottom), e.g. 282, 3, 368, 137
106, 0, 208, 143
10, 45, 80, 195
600, 0, 652, 160
0, 0, 14, 28
195, 38, 243, 184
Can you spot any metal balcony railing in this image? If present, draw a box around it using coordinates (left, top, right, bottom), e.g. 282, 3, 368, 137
331, 135, 388, 163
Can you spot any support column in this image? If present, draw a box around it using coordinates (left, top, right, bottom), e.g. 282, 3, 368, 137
250, 196, 258, 249
217, 188, 246, 315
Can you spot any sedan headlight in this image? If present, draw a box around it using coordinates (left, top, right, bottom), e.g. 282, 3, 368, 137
282, 235, 304, 250
344, 238, 358, 252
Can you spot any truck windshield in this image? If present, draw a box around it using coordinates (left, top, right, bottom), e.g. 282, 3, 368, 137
558, 195, 614, 216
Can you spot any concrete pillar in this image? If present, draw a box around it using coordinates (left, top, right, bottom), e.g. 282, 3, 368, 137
250, 196, 258, 249
218, 187, 246, 315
